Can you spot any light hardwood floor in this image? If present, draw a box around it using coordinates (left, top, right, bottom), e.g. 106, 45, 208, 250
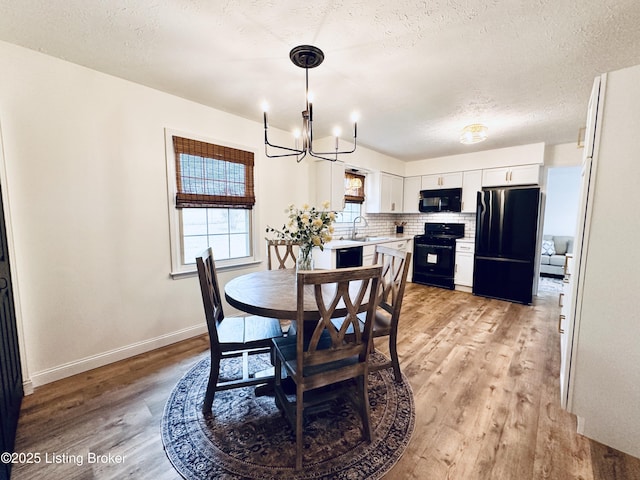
11, 281, 640, 479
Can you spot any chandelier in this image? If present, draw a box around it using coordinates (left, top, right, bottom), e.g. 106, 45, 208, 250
263, 45, 358, 162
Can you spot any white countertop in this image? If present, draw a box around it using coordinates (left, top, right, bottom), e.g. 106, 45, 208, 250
322, 235, 411, 250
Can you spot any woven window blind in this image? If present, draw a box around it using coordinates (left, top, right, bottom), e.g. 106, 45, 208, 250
173, 136, 255, 209
344, 172, 365, 204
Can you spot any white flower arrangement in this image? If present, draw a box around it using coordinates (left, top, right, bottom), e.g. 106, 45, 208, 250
266, 202, 337, 269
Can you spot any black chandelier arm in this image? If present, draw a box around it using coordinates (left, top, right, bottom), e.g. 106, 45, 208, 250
307, 113, 357, 157
264, 124, 305, 157
309, 139, 357, 157
264, 144, 305, 158
308, 150, 338, 162
263, 146, 308, 162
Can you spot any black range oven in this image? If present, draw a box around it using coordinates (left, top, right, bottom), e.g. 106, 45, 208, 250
413, 223, 465, 289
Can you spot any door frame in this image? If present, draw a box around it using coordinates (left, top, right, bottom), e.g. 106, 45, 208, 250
0, 119, 30, 394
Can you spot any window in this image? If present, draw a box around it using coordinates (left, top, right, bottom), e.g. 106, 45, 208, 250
173, 136, 255, 209
344, 171, 365, 204
337, 202, 361, 223
166, 131, 257, 275
337, 171, 365, 223
181, 208, 250, 265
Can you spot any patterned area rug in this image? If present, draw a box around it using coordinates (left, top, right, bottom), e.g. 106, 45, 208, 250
161, 352, 415, 479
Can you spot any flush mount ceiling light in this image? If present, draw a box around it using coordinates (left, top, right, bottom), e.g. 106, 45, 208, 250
262, 45, 358, 163
460, 124, 488, 144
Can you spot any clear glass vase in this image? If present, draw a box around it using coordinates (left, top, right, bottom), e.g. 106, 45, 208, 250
296, 246, 314, 272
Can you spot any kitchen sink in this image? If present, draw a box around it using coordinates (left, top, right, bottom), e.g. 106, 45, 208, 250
352, 236, 392, 242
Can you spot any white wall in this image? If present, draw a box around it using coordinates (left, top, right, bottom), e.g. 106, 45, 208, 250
404, 142, 545, 177
543, 142, 583, 167
314, 136, 405, 176
542, 166, 581, 236
0, 41, 399, 387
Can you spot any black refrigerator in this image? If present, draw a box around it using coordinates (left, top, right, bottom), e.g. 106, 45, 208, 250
473, 186, 540, 304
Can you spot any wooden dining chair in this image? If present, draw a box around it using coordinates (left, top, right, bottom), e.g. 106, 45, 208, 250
266, 238, 299, 270
196, 247, 283, 414
368, 245, 412, 382
266, 238, 300, 334
272, 265, 382, 470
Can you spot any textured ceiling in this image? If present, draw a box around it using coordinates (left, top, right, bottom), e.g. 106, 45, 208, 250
1, 0, 640, 161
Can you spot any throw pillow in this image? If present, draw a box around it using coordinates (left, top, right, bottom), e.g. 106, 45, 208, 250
542, 240, 556, 256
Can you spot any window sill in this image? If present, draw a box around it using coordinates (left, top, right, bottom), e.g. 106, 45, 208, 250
170, 258, 262, 279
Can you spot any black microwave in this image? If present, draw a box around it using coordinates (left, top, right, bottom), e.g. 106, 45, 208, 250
419, 188, 462, 213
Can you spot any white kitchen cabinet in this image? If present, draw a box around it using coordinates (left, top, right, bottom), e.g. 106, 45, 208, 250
366, 171, 403, 213
461, 170, 482, 213
362, 244, 376, 266
558, 254, 573, 405
315, 160, 345, 211
481, 164, 540, 187
364, 238, 410, 265
454, 241, 474, 289
318, 238, 411, 269
403, 176, 421, 213
421, 172, 463, 189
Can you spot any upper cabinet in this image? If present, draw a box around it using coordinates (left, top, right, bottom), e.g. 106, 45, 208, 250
315, 160, 345, 211
461, 170, 482, 213
421, 172, 463, 189
403, 176, 421, 213
363, 163, 541, 215
366, 171, 403, 213
482, 164, 541, 187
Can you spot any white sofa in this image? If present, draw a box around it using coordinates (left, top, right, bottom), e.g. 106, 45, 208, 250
540, 235, 573, 277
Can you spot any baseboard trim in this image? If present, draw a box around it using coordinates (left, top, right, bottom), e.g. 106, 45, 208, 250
576, 415, 585, 435
22, 379, 34, 396
27, 324, 207, 389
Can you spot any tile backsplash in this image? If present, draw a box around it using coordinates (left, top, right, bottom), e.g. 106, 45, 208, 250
333, 212, 476, 241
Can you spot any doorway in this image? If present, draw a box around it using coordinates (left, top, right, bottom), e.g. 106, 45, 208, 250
539, 166, 581, 290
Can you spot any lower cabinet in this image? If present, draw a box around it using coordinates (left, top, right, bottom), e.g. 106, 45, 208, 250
317, 238, 411, 269
363, 238, 410, 265
454, 241, 475, 289
559, 254, 574, 406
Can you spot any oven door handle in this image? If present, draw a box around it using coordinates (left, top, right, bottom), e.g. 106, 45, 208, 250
418, 244, 454, 251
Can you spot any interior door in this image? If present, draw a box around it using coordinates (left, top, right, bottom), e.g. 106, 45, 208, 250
0, 183, 22, 480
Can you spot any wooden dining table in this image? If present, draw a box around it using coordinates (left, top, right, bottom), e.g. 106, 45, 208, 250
224, 268, 371, 321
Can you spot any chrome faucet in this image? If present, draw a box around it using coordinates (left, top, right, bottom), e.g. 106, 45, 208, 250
351, 216, 369, 240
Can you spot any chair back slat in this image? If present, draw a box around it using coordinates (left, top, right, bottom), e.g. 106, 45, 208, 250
373, 245, 411, 320
196, 247, 223, 345
266, 239, 299, 270
296, 266, 382, 372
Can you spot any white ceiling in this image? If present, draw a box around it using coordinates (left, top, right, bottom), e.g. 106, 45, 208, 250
1, 0, 640, 161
